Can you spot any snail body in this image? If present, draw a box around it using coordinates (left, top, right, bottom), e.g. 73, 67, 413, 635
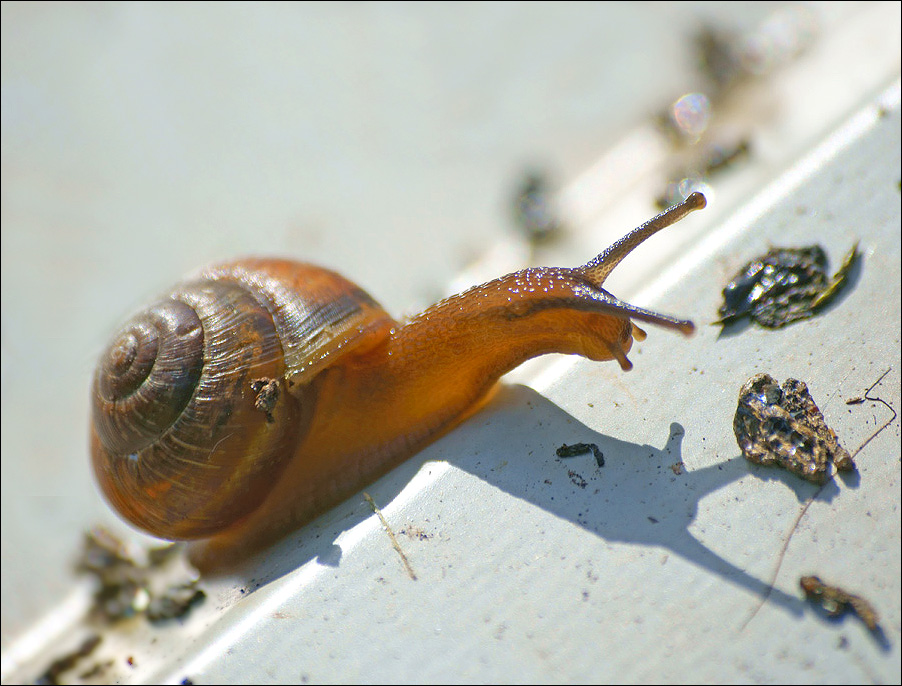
91, 193, 705, 567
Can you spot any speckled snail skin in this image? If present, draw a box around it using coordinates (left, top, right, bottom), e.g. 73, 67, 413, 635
91, 193, 705, 569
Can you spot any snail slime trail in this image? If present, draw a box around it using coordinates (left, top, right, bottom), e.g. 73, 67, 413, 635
90, 193, 706, 569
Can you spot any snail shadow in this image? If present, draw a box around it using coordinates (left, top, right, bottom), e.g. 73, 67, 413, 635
433, 384, 839, 622
222, 384, 836, 623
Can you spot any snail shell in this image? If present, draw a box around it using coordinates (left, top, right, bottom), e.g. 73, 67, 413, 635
91, 259, 391, 539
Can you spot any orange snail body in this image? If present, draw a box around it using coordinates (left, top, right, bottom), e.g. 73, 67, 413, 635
91, 193, 706, 567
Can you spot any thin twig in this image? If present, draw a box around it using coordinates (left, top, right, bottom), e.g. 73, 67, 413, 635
363, 493, 417, 581
850, 368, 896, 459
740, 487, 821, 631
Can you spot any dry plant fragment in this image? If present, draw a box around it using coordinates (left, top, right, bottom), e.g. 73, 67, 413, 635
734, 374, 853, 483
718, 244, 859, 328
800, 575, 880, 632
363, 493, 417, 581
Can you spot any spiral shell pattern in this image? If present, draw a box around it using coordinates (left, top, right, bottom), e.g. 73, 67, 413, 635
91, 260, 393, 539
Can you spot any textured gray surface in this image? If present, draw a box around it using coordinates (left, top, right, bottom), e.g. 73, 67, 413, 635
2, 2, 900, 683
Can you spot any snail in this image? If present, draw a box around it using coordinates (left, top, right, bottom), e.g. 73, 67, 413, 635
91, 192, 706, 568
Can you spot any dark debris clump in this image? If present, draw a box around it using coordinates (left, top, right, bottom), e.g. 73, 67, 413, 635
556, 442, 605, 467
36, 635, 103, 685
512, 171, 564, 244
76, 527, 205, 624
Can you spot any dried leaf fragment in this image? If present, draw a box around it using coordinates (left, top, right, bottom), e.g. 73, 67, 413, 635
800, 575, 880, 632
733, 374, 853, 483
717, 243, 859, 328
